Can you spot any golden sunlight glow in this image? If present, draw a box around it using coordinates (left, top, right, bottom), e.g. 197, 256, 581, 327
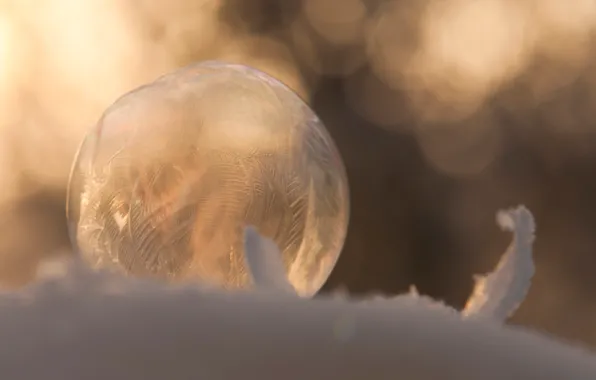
407, 0, 532, 120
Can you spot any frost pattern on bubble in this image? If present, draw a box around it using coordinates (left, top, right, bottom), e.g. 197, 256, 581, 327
66, 61, 350, 297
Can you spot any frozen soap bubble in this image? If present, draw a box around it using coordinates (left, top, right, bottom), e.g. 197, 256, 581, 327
66, 61, 349, 296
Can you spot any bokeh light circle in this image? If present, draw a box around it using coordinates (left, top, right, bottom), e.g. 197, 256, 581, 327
66, 61, 349, 296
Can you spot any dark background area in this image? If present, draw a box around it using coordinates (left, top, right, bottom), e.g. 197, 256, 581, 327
1, 0, 596, 347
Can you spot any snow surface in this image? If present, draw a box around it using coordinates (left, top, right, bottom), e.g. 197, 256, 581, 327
0, 206, 595, 379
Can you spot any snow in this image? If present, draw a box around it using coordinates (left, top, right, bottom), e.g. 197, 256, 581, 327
0, 206, 595, 379
243, 225, 296, 294
463, 206, 535, 321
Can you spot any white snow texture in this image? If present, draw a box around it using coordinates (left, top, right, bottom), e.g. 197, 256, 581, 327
463, 206, 536, 321
0, 206, 595, 379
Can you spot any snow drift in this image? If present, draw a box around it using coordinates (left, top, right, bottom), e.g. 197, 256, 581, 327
0, 206, 595, 380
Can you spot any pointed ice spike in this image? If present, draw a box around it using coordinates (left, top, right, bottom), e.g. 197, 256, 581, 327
243, 226, 296, 294
462, 206, 536, 321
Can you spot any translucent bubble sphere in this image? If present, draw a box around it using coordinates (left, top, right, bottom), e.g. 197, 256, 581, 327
66, 61, 349, 296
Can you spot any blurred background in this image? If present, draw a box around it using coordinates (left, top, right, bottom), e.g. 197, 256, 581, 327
1, 0, 596, 347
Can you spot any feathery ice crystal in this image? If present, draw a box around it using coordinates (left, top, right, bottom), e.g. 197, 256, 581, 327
66, 61, 350, 297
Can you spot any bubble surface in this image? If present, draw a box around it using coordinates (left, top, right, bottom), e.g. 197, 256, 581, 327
67, 61, 349, 296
